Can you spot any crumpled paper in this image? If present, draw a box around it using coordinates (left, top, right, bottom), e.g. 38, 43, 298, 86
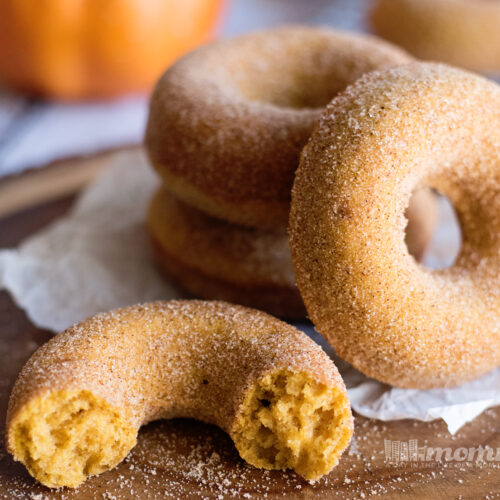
0, 150, 180, 330
1, 150, 498, 434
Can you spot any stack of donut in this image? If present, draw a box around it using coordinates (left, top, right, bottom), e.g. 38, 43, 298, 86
145, 26, 437, 319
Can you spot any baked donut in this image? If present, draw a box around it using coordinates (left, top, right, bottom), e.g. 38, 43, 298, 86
6, 300, 353, 488
371, 0, 500, 74
290, 62, 500, 389
147, 188, 305, 319
148, 188, 436, 318
145, 26, 412, 230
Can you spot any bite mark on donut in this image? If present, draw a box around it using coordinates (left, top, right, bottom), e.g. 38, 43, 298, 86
232, 369, 352, 482
9, 389, 136, 488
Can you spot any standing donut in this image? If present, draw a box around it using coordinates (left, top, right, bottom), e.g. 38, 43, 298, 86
290, 62, 500, 389
145, 26, 412, 230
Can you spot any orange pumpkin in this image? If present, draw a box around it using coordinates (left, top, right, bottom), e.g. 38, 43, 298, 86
0, 0, 224, 99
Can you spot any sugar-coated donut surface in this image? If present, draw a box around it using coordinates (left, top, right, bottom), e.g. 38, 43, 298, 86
145, 26, 412, 230
371, 0, 500, 74
7, 301, 353, 487
147, 188, 306, 318
290, 62, 500, 389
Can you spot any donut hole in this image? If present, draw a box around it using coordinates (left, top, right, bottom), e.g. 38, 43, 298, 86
228, 39, 389, 110
236, 67, 346, 110
406, 190, 462, 270
405, 188, 438, 262
232, 369, 352, 481
9, 389, 136, 488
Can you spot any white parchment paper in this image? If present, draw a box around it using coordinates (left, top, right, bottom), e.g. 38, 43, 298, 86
1, 150, 498, 434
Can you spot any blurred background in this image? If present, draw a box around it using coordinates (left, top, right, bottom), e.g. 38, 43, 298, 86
0, 0, 368, 178
0, 0, 496, 183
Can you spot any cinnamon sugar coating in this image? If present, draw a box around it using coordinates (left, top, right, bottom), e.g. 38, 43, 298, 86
145, 26, 412, 230
147, 189, 305, 319
290, 62, 500, 389
371, 0, 500, 74
6, 301, 353, 487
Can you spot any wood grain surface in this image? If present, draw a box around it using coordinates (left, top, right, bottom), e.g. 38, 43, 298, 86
0, 148, 137, 219
0, 169, 498, 499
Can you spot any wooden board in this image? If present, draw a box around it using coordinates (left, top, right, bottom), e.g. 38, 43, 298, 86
0, 147, 136, 219
0, 157, 498, 499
